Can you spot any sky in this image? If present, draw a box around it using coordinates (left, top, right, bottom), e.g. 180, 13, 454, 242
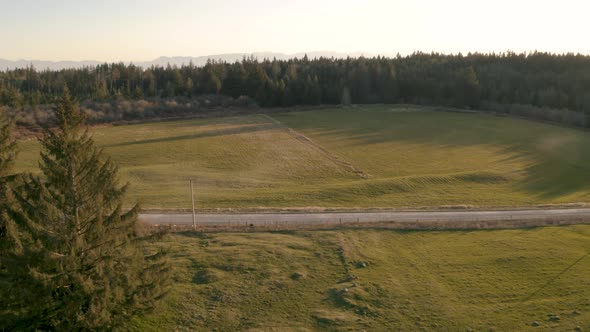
1, 0, 589, 62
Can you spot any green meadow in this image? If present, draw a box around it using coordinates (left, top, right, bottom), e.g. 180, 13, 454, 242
15, 106, 590, 208
133, 226, 590, 331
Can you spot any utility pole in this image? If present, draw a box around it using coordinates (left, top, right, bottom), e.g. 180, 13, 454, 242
190, 180, 196, 230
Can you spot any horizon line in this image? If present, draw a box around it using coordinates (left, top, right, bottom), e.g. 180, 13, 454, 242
4, 49, 590, 64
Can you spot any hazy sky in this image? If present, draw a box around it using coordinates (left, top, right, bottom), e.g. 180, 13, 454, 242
1, 0, 588, 61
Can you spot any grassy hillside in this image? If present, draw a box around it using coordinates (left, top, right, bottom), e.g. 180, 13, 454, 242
15, 106, 590, 208
274, 106, 590, 207
133, 226, 590, 331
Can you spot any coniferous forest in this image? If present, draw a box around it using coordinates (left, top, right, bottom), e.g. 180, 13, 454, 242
2, 52, 590, 127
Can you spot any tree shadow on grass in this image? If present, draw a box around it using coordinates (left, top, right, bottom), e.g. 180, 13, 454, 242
283, 110, 590, 200
104, 123, 275, 148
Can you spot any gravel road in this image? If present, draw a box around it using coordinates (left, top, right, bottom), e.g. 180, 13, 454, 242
140, 208, 590, 226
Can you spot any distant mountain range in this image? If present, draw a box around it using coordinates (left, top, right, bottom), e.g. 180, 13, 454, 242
0, 51, 382, 70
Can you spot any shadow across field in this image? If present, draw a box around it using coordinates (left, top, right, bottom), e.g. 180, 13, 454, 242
104, 122, 275, 148
275, 108, 590, 200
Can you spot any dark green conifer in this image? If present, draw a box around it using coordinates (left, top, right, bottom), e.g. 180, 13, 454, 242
1, 88, 169, 330
0, 109, 17, 252
0, 111, 16, 180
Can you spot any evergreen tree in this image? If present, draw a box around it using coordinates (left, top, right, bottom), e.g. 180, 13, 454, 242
133, 85, 144, 99
96, 78, 109, 100
341, 87, 352, 106
0, 110, 17, 250
146, 72, 157, 97
0, 89, 170, 330
221, 63, 246, 98
185, 77, 194, 97
163, 81, 175, 98
0, 111, 17, 180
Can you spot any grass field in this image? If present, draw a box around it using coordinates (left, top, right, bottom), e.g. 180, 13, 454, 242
14, 105, 590, 208
132, 226, 590, 331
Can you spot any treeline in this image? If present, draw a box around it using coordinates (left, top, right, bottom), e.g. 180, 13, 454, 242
5, 95, 258, 130
2, 51, 590, 126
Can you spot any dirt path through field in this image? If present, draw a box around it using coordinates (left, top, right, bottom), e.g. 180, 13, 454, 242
261, 114, 370, 179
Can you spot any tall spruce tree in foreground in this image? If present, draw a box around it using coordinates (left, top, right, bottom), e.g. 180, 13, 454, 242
1, 89, 169, 330
0, 110, 17, 249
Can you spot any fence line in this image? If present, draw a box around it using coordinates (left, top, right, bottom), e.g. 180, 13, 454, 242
145, 215, 590, 233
